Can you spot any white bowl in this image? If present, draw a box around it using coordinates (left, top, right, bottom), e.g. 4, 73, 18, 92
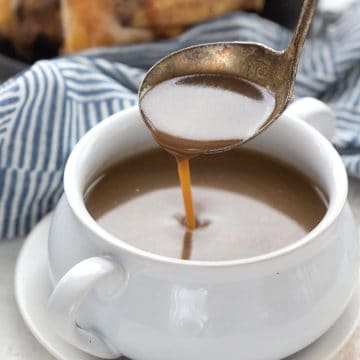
47, 100, 359, 360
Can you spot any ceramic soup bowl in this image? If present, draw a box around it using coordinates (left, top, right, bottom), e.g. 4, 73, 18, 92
47, 97, 359, 360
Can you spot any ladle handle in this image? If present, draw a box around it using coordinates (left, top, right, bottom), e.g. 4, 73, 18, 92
286, 0, 317, 67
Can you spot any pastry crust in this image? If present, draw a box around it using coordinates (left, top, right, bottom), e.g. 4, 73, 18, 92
62, 0, 264, 53
61, 0, 154, 54
0, 0, 264, 59
0, 0, 61, 60
130, 0, 264, 27
0, 0, 16, 39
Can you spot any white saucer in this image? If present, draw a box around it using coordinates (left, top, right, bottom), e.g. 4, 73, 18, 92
15, 214, 360, 360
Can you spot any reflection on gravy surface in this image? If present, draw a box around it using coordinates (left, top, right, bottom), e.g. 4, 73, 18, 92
86, 149, 327, 261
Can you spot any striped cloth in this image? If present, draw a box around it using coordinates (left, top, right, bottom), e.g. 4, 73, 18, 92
0, 5, 360, 240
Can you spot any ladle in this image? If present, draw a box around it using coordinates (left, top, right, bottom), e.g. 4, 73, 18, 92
139, 0, 317, 153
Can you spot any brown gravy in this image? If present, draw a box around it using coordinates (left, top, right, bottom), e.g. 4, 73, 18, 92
86, 149, 327, 261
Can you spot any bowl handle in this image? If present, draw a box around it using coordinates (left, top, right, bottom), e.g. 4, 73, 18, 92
47, 256, 124, 359
286, 97, 336, 141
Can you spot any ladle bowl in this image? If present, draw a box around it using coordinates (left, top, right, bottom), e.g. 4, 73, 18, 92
139, 0, 317, 151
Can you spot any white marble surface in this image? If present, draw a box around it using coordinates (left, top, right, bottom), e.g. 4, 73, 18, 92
0, 238, 52, 359
0, 178, 359, 359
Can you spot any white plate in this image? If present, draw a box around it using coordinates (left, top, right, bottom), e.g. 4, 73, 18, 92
15, 214, 360, 360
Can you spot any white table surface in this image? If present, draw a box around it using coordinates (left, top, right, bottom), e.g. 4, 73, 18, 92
0, 178, 360, 359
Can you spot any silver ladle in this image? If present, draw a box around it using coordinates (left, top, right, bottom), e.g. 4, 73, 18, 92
139, 0, 317, 153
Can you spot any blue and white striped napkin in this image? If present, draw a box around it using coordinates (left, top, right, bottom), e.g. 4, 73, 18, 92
0, 4, 360, 240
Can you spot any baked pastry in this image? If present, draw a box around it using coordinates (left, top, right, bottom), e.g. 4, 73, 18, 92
0, 0, 61, 60
0, 0, 264, 60
62, 0, 264, 53
61, 0, 154, 54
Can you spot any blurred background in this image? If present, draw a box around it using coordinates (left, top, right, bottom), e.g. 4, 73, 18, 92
0, 0, 351, 82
